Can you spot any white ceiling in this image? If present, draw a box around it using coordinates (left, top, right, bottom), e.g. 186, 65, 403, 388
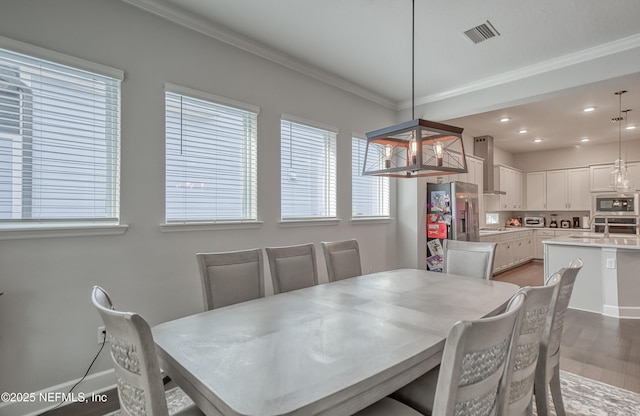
124, 0, 640, 154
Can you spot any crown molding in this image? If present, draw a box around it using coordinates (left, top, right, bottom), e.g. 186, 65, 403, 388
121, 0, 397, 109
401, 33, 640, 109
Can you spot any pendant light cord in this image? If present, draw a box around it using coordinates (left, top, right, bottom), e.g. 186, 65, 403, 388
614, 90, 628, 162
411, 0, 415, 120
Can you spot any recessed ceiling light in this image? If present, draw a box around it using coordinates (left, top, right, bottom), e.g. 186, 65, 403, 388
500, 117, 510, 122
533, 138, 543, 143
583, 107, 596, 112
519, 129, 528, 134
580, 138, 590, 142
626, 125, 637, 130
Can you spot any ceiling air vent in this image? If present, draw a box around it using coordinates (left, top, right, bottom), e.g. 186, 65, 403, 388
463, 20, 501, 44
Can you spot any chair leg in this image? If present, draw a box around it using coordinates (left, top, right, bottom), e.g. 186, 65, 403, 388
549, 365, 566, 416
533, 376, 549, 416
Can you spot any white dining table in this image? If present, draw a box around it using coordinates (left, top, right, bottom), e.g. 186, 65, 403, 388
152, 268, 519, 416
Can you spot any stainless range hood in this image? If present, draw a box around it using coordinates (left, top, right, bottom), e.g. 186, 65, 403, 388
473, 135, 506, 195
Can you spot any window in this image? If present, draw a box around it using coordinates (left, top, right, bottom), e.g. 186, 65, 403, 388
0, 46, 121, 223
352, 137, 390, 218
280, 118, 336, 220
165, 85, 258, 222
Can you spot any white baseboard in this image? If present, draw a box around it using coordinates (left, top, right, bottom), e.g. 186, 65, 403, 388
602, 304, 640, 319
602, 304, 620, 318
613, 306, 640, 319
0, 369, 116, 416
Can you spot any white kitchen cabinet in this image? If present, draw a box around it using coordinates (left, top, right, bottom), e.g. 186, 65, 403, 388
495, 165, 523, 210
590, 162, 640, 192
534, 230, 555, 260
526, 171, 547, 210
546, 170, 568, 211
497, 240, 511, 271
567, 168, 590, 210
590, 164, 613, 191
511, 170, 524, 210
480, 230, 533, 274
528, 168, 590, 211
629, 162, 640, 190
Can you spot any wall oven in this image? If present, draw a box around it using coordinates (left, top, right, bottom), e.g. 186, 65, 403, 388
593, 216, 639, 235
593, 193, 639, 216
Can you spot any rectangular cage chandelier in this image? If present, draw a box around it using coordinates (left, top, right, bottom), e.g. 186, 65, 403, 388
362, 118, 467, 178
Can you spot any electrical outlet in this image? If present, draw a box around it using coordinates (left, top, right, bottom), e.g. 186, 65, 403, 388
606, 258, 616, 269
97, 326, 106, 344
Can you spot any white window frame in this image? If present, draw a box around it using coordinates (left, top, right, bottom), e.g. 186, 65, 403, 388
0, 36, 126, 240
351, 136, 390, 220
162, 84, 259, 230
280, 116, 337, 223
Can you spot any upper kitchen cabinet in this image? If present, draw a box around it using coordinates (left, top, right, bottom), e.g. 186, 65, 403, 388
590, 162, 640, 192
526, 168, 590, 211
567, 168, 591, 210
494, 165, 523, 210
526, 171, 546, 210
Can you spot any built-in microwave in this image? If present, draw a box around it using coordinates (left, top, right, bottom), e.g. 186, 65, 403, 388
593, 193, 639, 216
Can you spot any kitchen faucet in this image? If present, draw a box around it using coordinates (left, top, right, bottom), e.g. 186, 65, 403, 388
588, 214, 609, 238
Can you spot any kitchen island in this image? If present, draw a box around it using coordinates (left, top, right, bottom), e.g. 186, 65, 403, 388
544, 232, 640, 319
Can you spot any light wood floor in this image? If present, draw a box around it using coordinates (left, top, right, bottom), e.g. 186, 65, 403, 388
495, 260, 640, 394
43, 261, 640, 415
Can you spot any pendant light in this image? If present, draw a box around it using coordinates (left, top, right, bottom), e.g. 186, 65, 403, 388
610, 90, 632, 192
362, 0, 467, 178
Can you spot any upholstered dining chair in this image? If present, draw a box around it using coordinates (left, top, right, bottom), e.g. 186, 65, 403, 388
265, 243, 318, 294
91, 286, 202, 416
500, 274, 561, 416
534, 258, 583, 416
321, 239, 362, 282
442, 239, 497, 280
196, 248, 265, 310
357, 292, 526, 416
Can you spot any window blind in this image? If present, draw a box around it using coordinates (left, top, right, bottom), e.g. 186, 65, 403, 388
0, 47, 120, 222
352, 137, 390, 218
281, 118, 337, 219
165, 89, 258, 222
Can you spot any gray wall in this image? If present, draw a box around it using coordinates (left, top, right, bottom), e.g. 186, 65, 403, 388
0, 0, 398, 400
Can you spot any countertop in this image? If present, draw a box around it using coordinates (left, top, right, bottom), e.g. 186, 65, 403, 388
479, 227, 530, 236
479, 227, 589, 236
543, 232, 640, 250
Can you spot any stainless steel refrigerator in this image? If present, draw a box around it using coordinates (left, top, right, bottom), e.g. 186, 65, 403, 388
426, 181, 479, 271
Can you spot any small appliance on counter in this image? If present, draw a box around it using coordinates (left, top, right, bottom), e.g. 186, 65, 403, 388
549, 214, 558, 228
582, 215, 590, 229
524, 216, 545, 227
573, 217, 580, 228
560, 219, 571, 228
506, 218, 522, 227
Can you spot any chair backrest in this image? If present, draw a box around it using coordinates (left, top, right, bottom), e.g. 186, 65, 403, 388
196, 248, 265, 310
321, 239, 362, 282
443, 239, 497, 280
265, 243, 318, 294
501, 274, 561, 415
91, 286, 169, 416
542, 258, 583, 364
431, 292, 525, 416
